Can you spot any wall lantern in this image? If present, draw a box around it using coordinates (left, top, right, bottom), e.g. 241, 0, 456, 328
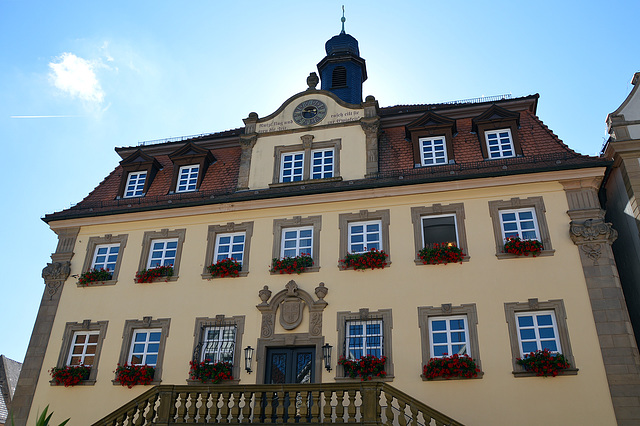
244, 346, 254, 374
322, 343, 333, 372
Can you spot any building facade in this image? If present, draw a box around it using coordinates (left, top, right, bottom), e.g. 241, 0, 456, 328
12, 30, 640, 425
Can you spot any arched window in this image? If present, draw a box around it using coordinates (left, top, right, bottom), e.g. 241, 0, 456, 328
332, 66, 347, 88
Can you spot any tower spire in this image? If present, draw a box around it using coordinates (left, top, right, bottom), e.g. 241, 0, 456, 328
341, 5, 346, 34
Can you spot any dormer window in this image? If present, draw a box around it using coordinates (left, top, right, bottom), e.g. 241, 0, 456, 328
419, 136, 448, 166
168, 142, 215, 194
485, 129, 515, 159
472, 105, 522, 160
124, 171, 147, 198
406, 112, 456, 168
176, 165, 199, 193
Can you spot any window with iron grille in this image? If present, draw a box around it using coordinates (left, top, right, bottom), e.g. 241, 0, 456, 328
124, 171, 147, 197
196, 324, 237, 364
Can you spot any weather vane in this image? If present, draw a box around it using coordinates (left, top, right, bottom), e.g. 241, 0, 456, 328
341, 5, 346, 34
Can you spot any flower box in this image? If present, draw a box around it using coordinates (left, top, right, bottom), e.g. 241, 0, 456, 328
114, 363, 155, 388
78, 268, 112, 286
418, 243, 465, 265
207, 258, 241, 278
423, 354, 480, 380
516, 349, 571, 377
135, 265, 174, 283
338, 355, 387, 381
188, 360, 234, 383
50, 365, 91, 387
503, 237, 543, 257
271, 254, 313, 274
339, 248, 389, 271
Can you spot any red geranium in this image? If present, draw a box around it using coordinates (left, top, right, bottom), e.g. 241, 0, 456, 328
271, 254, 313, 274
339, 248, 389, 271
418, 243, 465, 265
135, 265, 174, 283
504, 237, 543, 257
188, 360, 234, 383
50, 365, 91, 387
114, 363, 155, 388
207, 258, 241, 278
423, 354, 479, 380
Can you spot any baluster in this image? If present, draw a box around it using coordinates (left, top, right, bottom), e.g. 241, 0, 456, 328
285, 391, 295, 423
133, 400, 149, 426
346, 390, 357, 423
335, 390, 345, 422
264, 392, 274, 423
185, 391, 198, 423
384, 393, 394, 425
310, 390, 320, 423
323, 390, 332, 423
408, 404, 419, 426
241, 390, 253, 423
229, 391, 242, 423
219, 391, 231, 423
144, 393, 159, 424
298, 391, 309, 423
124, 407, 137, 426
173, 392, 187, 423
275, 391, 285, 423
208, 391, 220, 423
396, 397, 407, 426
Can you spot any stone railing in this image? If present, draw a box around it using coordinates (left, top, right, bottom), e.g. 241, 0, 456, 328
92, 382, 462, 426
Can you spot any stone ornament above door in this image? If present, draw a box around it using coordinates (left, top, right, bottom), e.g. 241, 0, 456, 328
256, 280, 328, 338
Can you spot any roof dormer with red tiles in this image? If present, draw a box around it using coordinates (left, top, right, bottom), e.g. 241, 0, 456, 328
167, 142, 216, 194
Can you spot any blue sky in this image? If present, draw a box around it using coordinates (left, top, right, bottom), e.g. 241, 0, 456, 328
0, 0, 638, 362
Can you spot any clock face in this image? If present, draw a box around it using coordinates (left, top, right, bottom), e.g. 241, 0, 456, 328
292, 99, 328, 126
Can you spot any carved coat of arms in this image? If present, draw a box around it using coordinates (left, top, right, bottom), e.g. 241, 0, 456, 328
280, 297, 303, 330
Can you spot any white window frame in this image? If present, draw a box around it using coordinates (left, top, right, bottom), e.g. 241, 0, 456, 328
280, 226, 313, 258
90, 243, 120, 273
515, 310, 562, 357
345, 319, 384, 360
200, 325, 237, 364
419, 136, 448, 166
499, 207, 540, 241
280, 151, 305, 183
485, 128, 515, 159
66, 331, 100, 366
311, 148, 334, 179
420, 213, 459, 247
347, 220, 383, 253
128, 328, 162, 366
213, 232, 246, 265
124, 171, 147, 198
176, 164, 199, 193
428, 315, 470, 358
147, 238, 178, 269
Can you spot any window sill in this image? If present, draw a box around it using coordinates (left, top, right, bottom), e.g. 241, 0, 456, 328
77, 279, 117, 288
270, 266, 320, 275
338, 261, 392, 271
201, 271, 249, 280
269, 176, 342, 188
496, 249, 555, 260
512, 367, 578, 377
421, 371, 483, 381
112, 379, 162, 386
134, 275, 179, 284
413, 256, 470, 266
334, 375, 394, 383
50, 379, 96, 386
186, 379, 240, 385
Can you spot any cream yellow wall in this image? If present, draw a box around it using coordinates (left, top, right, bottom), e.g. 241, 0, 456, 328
31, 179, 617, 426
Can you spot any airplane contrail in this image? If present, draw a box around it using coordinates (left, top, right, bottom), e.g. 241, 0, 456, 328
10, 115, 81, 118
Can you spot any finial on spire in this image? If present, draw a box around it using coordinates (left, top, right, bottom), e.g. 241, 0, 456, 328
340, 5, 346, 34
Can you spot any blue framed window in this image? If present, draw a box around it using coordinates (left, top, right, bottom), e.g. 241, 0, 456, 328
419, 137, 448, 166
485, 129, 515, 159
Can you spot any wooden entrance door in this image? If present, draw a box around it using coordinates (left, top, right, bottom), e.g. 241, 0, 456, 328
265, 347, 315, 384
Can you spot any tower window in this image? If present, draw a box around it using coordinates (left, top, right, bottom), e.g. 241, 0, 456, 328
332, 67, 347, 88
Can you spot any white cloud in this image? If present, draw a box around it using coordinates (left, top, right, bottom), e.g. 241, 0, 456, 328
49, 52, 105, 104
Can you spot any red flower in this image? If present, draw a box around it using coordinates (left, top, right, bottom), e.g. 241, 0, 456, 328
207, 258, 241, 278
339, 248, 389, 271
418, 243, 465, 265
135, 265, 174, 283
423, 354, 479, 380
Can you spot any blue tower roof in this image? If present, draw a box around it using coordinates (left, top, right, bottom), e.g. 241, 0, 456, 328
324, 32, 360, 57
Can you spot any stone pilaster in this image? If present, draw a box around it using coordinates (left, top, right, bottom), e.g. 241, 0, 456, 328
564, 179, 640, 425
361, 95, 380, 178
10, 227, 79, 426
237, 113, 258, 191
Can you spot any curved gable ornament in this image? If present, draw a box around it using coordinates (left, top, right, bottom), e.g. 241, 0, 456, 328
256, 281, 328, 338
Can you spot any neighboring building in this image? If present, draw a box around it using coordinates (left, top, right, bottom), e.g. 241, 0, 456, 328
603, 72, 640, 350
0, 355, 22, 426
12, 27, 640, 426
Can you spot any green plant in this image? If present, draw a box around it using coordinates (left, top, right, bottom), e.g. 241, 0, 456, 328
50, 365, 91, 386
504, 237, 543, 257
11, 405, 71, 426
418, 243, 465, 265
271, 254, 313, 274
516, 349, 571, 377
207, 258, 241, 278
135, 265, 174, 283
189, 360, 234, 383
78, 268, 112, 286
338, 355, 387, 381
423, 354, 480, 380
114, 363, 155, 388
339, 248, 388, 270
